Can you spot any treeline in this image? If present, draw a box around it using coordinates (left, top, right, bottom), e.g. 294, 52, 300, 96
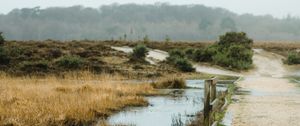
1, 4, 300, 41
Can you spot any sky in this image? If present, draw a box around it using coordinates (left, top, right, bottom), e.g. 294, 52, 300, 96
0, 0, 299, 18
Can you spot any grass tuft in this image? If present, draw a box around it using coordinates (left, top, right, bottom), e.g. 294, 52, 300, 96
151, 77, 186, 89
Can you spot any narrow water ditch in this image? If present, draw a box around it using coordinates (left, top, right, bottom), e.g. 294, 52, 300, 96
107, 80, 227, 126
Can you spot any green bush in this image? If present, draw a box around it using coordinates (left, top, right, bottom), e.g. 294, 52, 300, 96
151, 78, 186, 89
174, 58, 195, 72
192, 49, 203, 61
56, 55, 84, 69
6, 46, 25, 57
167, 49, 195, 72
184, 48, 195, 59
217, 32, 253, 51
228, 45, 253, 62
130, 44, 149, 62
212, 52, 230, 67
19, 60, 49, 73
0, 47, 10, 65
287, 52, 300, 65
192, 32, 253, 70
167, 49, 186, 63
193, 45, 218, 62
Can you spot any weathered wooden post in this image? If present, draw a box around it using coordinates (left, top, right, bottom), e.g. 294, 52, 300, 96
204, 79, 212, 126
210, 78, 217, 124
210, 78, 217, 103
204, 77, 218, 126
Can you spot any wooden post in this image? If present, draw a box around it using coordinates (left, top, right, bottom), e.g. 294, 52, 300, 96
210, 78, 217, 124
204, 80, 211, 126
210, 80, 217, 103
204, 77, 218, 126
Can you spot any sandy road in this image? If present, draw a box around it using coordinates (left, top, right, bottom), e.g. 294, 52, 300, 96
227, 49, 300, 126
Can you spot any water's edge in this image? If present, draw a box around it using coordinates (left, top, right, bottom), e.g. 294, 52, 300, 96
107, 80, 227, 126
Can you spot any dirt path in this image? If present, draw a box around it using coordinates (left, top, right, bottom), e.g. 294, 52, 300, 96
227, 49, 300, 126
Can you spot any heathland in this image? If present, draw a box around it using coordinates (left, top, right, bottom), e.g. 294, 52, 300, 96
1, 32, 300, 125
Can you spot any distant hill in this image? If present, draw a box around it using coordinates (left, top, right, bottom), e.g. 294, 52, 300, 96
1, 4, 300, 41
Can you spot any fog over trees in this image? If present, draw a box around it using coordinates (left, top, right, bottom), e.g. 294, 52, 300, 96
1, 3, 300, 41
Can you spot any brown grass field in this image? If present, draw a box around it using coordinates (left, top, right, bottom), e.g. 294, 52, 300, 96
253, 41, 300, 56
0, 71, 159, 126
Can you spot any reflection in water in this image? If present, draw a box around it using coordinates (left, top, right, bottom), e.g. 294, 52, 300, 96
108, 80, 227, 126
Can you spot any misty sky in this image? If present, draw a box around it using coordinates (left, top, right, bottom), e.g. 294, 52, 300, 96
1, 0, 299, 18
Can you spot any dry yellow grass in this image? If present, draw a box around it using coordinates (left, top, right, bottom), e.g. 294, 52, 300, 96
253, 41, 300, 56
151, 77, 186, 89
0, 72, 158, 126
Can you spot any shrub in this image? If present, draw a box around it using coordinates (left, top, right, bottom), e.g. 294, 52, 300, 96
19, 60, 49, 73
151, 78, 186, 89
174, 58, 195, 72
193, 45, 218, 62
57, 55, 84, 69
193, 32, 253, 70
212, 44, 253, 69
287, 52, 300, 65
167, 49, 186, 63
0, 32, 4, 46
184, 48, 195, 59
6, 46, 25, 57
48, 48, 63, 58
167, 49, 195, 72
192, 49, 203, 61
212, 52, 230, 67
217, 32, 253, 51
130, 44, 149, 62
0, 47, 10, 65
228, 45, 253, 62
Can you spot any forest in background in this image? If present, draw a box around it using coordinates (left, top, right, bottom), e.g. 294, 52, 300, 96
1, 3, 300, 41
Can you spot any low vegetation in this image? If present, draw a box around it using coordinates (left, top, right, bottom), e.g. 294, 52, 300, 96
130, 44, 149, 63
0, 72, 159, 126
167, 49, 195, 72
0, 47, 9, 66
286, 52, 300, 65
253, 41, 300, 57
0, 41, 180, 78
56, 55, 85, 69
187, 32, 254, 70
151, 77, 186, 89
0, 32, 4, 45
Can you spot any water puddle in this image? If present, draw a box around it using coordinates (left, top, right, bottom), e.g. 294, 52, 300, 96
108, 80, 227, 126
